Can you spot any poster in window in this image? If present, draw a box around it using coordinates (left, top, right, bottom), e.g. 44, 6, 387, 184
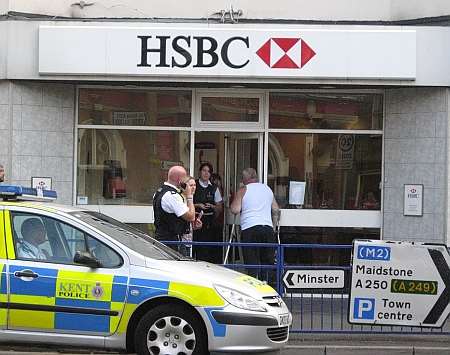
289, 181, 306, 205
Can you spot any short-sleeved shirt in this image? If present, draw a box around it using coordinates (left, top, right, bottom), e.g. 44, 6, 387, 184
161, 182, 189, 217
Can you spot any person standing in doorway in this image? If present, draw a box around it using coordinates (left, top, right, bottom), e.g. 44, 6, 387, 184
230, 167, 280, 279
193, 162, 223, 263
153, 166, 196, 251
0, 164, 5, 183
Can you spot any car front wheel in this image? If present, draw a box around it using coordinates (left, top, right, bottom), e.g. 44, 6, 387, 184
135, 303, 208, 355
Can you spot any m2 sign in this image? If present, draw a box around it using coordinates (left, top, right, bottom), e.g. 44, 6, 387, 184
357, 245, 391, 261
39, 26, 416, 80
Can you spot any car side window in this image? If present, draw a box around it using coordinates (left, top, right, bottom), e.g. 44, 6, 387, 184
11, 212, 122, 268
86, 235, 122, 268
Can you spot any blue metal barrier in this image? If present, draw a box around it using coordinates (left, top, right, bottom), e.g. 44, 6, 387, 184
162, 240, 450, 335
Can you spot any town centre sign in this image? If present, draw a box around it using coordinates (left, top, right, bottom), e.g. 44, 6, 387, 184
349, 240, 450, 328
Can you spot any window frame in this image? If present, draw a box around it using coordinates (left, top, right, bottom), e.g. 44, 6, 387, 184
74, 86, 384, 230
9, 208, 125, 269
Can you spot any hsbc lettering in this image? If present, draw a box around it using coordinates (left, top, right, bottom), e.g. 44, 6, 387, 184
137, 35, 250, 69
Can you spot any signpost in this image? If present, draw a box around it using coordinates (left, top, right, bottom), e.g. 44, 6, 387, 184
349, 240, 450, 327
283, 269, 345, 289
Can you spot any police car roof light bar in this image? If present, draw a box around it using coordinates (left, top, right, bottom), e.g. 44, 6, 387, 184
0, 185, 57, 202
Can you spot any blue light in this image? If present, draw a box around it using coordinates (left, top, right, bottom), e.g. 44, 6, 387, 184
0, 185, 57, 201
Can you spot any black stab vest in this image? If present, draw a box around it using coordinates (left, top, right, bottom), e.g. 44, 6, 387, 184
194, 180, 217, 226
153, 184, 189, 241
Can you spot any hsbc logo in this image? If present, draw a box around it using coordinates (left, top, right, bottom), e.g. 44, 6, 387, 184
137, 35, 316, 70
256, 38, 316, 69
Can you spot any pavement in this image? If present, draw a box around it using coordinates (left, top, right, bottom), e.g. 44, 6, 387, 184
0, 335, 450, 355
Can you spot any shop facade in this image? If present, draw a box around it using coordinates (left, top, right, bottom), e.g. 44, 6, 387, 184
0, 20, 449, 265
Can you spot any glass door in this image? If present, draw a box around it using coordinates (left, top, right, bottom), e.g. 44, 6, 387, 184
224, 133, 263, 211
223, 132, 263, 233
223, 133, 263, 263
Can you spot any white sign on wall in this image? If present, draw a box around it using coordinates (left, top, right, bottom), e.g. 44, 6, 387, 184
349, 240, 450, 328
39, 26, 416, 80
404, 184, 423, 216
31, 177, 52, 190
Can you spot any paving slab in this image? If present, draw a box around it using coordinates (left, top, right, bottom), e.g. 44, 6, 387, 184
324, 346, 413, 355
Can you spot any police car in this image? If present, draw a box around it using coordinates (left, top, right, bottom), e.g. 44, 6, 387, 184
0, 186, 291, 354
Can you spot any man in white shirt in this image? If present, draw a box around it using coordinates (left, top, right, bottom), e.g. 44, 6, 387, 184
231, 168, 279, 278
153, 166, 198, 250
17, 218, 49, 260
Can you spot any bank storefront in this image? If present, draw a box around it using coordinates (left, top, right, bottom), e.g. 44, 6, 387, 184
2, 21, 449, 265
76, 87, 383, 265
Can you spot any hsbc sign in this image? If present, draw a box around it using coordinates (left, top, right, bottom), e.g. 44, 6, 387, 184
39, 26, 416, 80
256, 38, 316, 69
136, 35, 316, 70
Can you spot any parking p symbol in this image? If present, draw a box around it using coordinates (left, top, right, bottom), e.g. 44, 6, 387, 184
354, 298, 375, 320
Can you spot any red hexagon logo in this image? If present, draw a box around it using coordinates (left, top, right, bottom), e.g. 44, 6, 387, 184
256, 37, 316, 69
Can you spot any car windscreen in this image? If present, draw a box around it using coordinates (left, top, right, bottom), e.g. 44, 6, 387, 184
69, 211, 188, 261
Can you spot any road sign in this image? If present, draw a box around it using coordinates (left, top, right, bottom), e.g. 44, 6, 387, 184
349, 240, 450, 327
283, 269, 345, 289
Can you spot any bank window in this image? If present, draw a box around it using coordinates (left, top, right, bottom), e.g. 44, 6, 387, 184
78, 89, 191, 127
77, 129, 190, 205
268, 133, 382, 210
269, 93, 383, 130
201, 96, 260, 122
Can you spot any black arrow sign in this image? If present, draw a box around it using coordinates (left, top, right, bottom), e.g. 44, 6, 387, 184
423, 249, 450, 325
284, 272, 294, 287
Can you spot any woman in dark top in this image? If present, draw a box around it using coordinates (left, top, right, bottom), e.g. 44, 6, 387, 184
193, 162, 223, 263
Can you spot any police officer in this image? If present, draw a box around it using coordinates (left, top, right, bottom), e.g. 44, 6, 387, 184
193, 162, 223, 263
153, 166, 196, 250
17, 218, 48, 260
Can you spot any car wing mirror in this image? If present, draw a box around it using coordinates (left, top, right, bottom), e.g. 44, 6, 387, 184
74, 251, 101, 268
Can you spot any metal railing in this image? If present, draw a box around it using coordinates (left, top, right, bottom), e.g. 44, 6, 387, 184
162, 240, 450, 335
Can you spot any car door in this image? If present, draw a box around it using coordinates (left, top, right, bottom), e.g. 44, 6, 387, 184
0, 207, 8, 330
5, 208, 129, 336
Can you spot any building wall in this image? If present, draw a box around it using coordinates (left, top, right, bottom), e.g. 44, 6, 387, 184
0, 80, 75, 204
383, 88, 448, 243
3, 21, 450, 87
4, 0, 450, 21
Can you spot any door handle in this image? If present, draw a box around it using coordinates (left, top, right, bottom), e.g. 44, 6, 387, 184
14, 270, 39, 279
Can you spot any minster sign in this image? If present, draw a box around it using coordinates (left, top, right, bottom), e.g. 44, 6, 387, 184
39, 26, 416, 80
349, 240, 450, 327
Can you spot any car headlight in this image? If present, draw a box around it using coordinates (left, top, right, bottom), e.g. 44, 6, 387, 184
214, 285, 267, 312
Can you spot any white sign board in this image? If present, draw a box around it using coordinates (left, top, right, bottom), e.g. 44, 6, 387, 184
404, 184, 423, 216
31, 177, 52, 190
39, 26, 416, 80
284, 269, 345, 289
289, 181, 306, 205
349, 240, 450, 327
